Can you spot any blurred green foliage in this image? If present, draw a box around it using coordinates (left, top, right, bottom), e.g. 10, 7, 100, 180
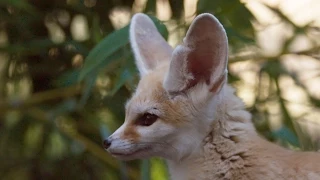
0, 0, 320, 179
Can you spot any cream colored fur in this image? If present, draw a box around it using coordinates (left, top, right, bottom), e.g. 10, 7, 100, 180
105, 13, 320, 180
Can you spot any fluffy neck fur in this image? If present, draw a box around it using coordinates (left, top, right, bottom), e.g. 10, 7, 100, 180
167, 84, 256, 179
166, 85, 320, 180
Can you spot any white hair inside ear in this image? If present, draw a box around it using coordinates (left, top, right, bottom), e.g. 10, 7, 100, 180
129, 13, 173, 76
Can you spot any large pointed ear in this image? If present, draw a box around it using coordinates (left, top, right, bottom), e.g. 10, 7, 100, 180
164, 13, 228, 95
130, 13, 173, 76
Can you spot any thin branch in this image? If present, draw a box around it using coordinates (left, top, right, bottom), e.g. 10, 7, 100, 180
0, 84, 83, 114
229, 45, 320, 63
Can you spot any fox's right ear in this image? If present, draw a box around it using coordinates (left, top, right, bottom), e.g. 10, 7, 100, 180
130, 13, 173, 76
164, 13, 228, 96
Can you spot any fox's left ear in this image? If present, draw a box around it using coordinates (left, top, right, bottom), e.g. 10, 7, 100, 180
130, 13, 173, 76
164, 13, 228, 95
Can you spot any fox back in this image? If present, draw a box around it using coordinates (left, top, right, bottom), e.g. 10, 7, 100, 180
104, 13, 320, 180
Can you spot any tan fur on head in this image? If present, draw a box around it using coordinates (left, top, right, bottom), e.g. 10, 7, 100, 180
105, 13, 320, 180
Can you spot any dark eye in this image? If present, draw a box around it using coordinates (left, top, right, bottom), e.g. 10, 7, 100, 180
135, 113, 158, 126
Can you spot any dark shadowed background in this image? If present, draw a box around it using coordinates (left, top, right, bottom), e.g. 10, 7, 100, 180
1, 0, 320, 179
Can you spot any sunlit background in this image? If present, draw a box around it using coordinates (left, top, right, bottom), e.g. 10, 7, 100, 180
1, 0, 320, 179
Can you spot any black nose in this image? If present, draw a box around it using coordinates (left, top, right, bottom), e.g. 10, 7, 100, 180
103, 138, 112, 149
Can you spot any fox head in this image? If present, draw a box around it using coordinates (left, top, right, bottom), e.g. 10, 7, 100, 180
104, 13, 228, 161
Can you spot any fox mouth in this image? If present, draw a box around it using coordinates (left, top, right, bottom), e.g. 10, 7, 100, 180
109, 146, 151, 157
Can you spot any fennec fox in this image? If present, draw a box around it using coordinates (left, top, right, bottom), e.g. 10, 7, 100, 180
103, 13, 320, 179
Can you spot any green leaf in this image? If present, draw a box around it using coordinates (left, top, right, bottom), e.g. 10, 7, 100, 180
273, 77, 296, 134
48, 99, 78, 119
261, 60, 287, 78
79, 72, 98, 107
78, 15, 168, 83
197, 0, 255, 46
120, 162, 129, 180
110, 68, 133, 96
225, 27, 254, 44
99, 124, 111, 139
151, 158, 169, 180
54, 69, 81, 87
92, 14, 103, 43
141, 159, 151, 180
109, 54, 136, 95
78, 26, 130, 81
272, 126, 300, 147
149, 16, 169, 40
145, 0, 156, 13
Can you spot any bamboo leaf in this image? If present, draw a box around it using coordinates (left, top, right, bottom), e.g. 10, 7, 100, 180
79, 15, 168, 81
141, 159, 151, 180
78, 26, 130, 81
197, 0, 255, 46
272, 126, 300, 147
